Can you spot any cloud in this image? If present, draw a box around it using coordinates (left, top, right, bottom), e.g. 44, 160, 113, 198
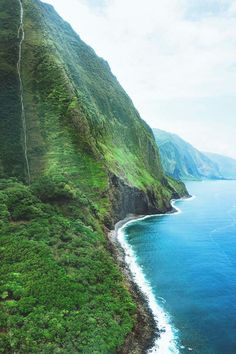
42, 0, 236, 157
44, 0, 236, 99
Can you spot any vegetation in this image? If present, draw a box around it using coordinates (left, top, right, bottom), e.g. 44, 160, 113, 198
21, 0, 167, 192
0, 178, 136, 353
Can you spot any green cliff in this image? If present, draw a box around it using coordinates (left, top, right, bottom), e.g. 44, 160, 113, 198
153, 128, 222, 181
0, 0, 187, 352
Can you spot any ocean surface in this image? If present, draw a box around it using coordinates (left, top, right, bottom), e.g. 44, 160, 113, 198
119, 181, 236, 354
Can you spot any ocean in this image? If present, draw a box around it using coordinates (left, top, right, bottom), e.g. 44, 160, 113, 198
118, 181, 236, 353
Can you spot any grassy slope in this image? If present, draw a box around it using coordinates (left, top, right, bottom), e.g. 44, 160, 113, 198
21, 0, 185, 204
153, 128, 222, 180
0, 0, 187, 352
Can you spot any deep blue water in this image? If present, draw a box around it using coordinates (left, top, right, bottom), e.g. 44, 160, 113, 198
125, 181, 236, 354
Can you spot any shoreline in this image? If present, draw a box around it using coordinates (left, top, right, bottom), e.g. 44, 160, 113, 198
108, 214, 157, 353
109, 196, 194, 354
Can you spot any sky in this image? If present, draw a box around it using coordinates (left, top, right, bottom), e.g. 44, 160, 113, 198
43, 0, 236, 158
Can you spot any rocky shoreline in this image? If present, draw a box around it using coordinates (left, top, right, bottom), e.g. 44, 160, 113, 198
107, 215, 159, 354
108, 196, 191, 353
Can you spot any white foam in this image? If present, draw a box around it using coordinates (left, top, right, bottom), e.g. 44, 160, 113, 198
117, 197, 195, 353
184, 195, 196, 202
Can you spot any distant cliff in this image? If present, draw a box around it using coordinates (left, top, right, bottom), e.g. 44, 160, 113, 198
153, 128, 222, 180
205, 153, 236, 180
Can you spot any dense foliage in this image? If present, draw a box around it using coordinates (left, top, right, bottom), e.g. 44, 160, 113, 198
0, 178, 136, 353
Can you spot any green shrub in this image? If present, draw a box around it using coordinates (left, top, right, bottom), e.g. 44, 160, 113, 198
31, 175, 77, 202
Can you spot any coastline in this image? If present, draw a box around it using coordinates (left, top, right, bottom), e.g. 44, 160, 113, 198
108, 196, 194, 354
108, 214, 157, 354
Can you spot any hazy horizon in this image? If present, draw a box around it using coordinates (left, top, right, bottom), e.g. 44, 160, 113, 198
43, 0, 236, 159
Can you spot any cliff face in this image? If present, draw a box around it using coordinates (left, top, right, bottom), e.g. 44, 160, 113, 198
109, 174, 164, 227
205, 152, 236, 180
0, 0, 186, 215
108, 173, 185, 227
153, 128, 222, 181
0, 1, 187, 353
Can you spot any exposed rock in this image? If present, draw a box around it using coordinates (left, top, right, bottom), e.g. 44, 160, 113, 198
107, 173, 172, 228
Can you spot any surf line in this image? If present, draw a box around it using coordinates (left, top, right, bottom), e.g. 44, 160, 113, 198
117, 197, 195, 353
17, 0, 31, 184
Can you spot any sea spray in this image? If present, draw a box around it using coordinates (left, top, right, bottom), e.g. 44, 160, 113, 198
117, 198, 195, 353
17, 0, 31, 184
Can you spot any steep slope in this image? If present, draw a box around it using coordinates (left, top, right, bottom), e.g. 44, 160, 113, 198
153, 128, 222, 180
205, 153, 236, 180
1, 0, 186, 214
0, 1, 188, 353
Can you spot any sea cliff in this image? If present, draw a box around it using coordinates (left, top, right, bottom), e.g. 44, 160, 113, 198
0, 0, 188, 352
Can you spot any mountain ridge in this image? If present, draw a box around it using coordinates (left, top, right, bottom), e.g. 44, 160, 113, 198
153, 128, 223, 181
205, 152, 236, 180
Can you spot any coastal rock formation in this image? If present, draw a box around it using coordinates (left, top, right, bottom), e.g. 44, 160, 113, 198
108, 173, 185, 227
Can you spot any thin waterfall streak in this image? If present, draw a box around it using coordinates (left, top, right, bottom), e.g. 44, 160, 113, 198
17, 0, 31, 184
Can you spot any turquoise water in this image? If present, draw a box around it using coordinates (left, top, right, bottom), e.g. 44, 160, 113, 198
124, 181, 236, 353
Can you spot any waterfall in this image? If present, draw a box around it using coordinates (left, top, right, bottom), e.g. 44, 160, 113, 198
17, 0, 31, 184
